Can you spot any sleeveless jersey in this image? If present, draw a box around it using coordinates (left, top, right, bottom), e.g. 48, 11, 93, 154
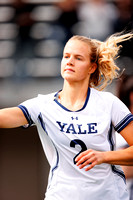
18, 87, 133, 200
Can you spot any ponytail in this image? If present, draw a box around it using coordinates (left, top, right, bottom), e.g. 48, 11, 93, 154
90, 31, 133, 90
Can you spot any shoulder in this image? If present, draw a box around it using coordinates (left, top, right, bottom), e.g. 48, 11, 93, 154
90, 88, 115, 101
37, 92, 57, 103
19, 91, 57, 110
90, 88, 123, 113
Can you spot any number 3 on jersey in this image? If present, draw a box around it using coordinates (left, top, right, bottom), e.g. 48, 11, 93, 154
70, 139, 87, 164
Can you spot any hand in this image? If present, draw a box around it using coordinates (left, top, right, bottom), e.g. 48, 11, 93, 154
75, 149, 104, 171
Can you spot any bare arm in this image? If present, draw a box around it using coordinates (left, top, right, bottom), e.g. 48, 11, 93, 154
75, 121, 133, 171
0, 107, 28, 128
103, 121, 133, 165
121, 166, 133, 179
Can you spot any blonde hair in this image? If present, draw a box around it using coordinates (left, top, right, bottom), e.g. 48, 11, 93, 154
69, 32, 133, 90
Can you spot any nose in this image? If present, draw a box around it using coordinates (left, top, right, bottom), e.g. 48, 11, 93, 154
67, 56, 74, 66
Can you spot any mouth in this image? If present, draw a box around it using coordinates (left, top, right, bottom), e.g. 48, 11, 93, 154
64, 68, 75, 72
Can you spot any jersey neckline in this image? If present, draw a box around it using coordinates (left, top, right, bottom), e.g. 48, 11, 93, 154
54, 87, 91, 112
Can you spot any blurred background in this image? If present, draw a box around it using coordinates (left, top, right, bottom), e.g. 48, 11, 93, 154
0, 0, 133, 199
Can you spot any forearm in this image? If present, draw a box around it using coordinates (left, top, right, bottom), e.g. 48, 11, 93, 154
0, 107, 28, 128
76, 146, 133, 171
103, 146, 133, 166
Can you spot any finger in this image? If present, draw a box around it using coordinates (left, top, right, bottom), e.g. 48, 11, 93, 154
76, 151, 94, 166
78, 156, 96, 169
75, 149, 92, 162
85, 161, 97, 171
76, 155, 90, 166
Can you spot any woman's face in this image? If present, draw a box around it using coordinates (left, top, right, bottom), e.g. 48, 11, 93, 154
61, 39, 94, 84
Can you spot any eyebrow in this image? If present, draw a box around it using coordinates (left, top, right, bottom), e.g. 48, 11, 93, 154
64, 53, 85, 58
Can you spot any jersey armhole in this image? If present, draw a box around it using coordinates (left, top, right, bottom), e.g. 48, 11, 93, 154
114, 113, 133, 133
18, 105, 34, 128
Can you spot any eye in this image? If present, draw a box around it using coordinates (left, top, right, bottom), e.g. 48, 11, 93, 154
64, 55, 69, 59
76, 57, 82, 60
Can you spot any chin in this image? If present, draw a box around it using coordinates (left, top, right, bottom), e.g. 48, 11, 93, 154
63, 75, 76, 82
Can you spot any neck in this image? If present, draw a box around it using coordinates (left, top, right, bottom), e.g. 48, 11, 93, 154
59, 80, 89, 111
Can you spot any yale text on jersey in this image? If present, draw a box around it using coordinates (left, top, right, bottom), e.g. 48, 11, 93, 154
56, 121, 98, 134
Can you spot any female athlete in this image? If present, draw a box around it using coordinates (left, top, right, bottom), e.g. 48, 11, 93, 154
0, 31, 133, 200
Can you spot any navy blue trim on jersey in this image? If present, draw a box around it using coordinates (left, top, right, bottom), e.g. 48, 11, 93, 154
48, 144, 59, 189
111, 165, 126, 183
115, 113, 133, 133
18, 105, 34, 127
108, 123, 115, 151
78, 87, 90, 112
108, 123, 126, 183
51, 146, 59, 178
54, 95, 72, 112
37, 113, 59, 183
38, 113, 48, 135
54, 87, 91, 112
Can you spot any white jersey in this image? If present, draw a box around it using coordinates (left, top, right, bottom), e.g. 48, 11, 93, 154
18, 87, 133, 200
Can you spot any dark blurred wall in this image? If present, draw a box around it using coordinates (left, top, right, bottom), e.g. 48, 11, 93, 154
0, 126, 49, 200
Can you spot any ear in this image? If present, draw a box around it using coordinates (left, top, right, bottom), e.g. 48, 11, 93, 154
88, 63, 97, 74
